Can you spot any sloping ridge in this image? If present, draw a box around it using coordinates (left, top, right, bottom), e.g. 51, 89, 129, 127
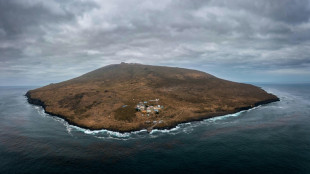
26, 63, 279, 132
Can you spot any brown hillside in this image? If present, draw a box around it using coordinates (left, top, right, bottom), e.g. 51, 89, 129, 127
26, 63, 279, 132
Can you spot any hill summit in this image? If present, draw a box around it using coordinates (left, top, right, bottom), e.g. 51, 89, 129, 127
26, 63, 279, 132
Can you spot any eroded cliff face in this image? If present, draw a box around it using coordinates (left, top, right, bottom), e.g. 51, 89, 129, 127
26, 63, 279, 132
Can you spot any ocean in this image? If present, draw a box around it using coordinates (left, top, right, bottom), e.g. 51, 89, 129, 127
0, 84, 309, 174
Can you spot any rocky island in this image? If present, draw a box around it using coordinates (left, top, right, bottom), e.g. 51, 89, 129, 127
26, 63, 279, 132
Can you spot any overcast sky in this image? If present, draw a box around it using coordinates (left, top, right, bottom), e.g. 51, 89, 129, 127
1, 0, 310, 85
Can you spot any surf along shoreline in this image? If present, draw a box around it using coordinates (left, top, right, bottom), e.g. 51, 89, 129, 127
25, 91, 279, 133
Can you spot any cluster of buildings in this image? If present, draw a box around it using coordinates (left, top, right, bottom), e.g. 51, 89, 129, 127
135, 99, 164, 115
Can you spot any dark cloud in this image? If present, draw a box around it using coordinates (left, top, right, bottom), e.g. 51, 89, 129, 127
0, 0, 309, 85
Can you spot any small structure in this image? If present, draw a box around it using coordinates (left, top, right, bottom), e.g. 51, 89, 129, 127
149, 99, 159, 102
135, 99, 163, 115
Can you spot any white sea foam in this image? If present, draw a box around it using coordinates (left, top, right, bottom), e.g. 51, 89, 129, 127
34, 106, 48, 117
205, 111, 244, 123
150, 125, 181, 135
68, 124, 150, 140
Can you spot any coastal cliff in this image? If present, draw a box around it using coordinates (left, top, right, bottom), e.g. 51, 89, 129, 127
26, 63, 279, 132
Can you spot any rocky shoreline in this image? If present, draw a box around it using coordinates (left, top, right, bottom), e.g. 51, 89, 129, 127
25, 91, 279, 133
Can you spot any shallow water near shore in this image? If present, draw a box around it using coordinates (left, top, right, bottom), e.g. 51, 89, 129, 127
0, 84, 310, 173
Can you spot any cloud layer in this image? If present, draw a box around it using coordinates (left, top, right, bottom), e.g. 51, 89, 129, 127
1, 0, 310, 85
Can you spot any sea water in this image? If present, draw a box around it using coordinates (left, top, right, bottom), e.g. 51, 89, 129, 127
0, 84, 309, 173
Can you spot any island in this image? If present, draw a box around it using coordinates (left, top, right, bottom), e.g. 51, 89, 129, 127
26, 63, 279, 132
